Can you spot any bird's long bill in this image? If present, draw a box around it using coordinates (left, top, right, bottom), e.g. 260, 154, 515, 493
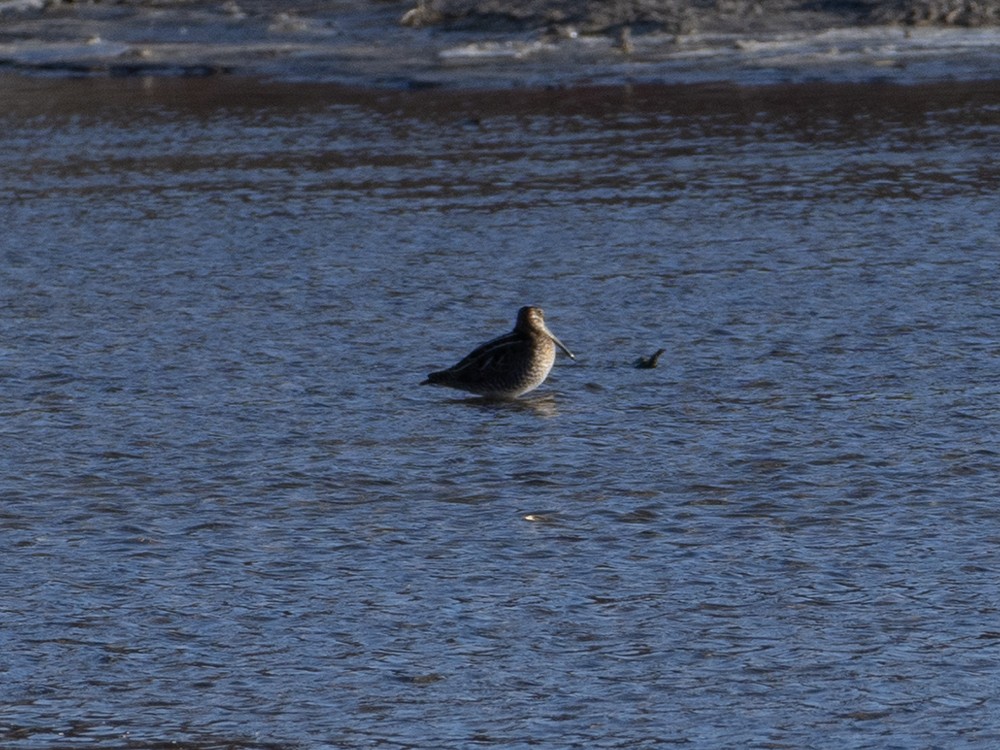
545, 326, 575, 360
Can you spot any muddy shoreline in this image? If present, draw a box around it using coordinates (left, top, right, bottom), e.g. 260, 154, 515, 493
1, 0, 998, 87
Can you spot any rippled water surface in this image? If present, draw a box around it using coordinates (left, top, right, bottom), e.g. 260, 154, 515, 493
2, 75, 1000, 749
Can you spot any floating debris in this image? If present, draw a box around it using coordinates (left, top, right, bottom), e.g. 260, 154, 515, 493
633, 348, 665, 369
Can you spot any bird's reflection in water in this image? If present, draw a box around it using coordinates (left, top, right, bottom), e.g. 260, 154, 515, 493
448, 392, 560, 418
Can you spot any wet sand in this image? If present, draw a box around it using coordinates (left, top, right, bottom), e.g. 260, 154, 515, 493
0, 0, 998, 87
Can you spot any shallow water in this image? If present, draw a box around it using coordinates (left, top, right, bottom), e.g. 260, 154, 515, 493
2, 75, 1000, 749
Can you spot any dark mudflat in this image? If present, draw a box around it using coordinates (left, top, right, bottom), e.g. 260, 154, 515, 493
0, 0, 997, 86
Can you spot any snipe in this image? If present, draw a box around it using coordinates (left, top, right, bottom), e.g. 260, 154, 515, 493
422, 306, 574, 398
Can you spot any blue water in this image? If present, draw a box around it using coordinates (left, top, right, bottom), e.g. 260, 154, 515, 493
2, 75, 999, 749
